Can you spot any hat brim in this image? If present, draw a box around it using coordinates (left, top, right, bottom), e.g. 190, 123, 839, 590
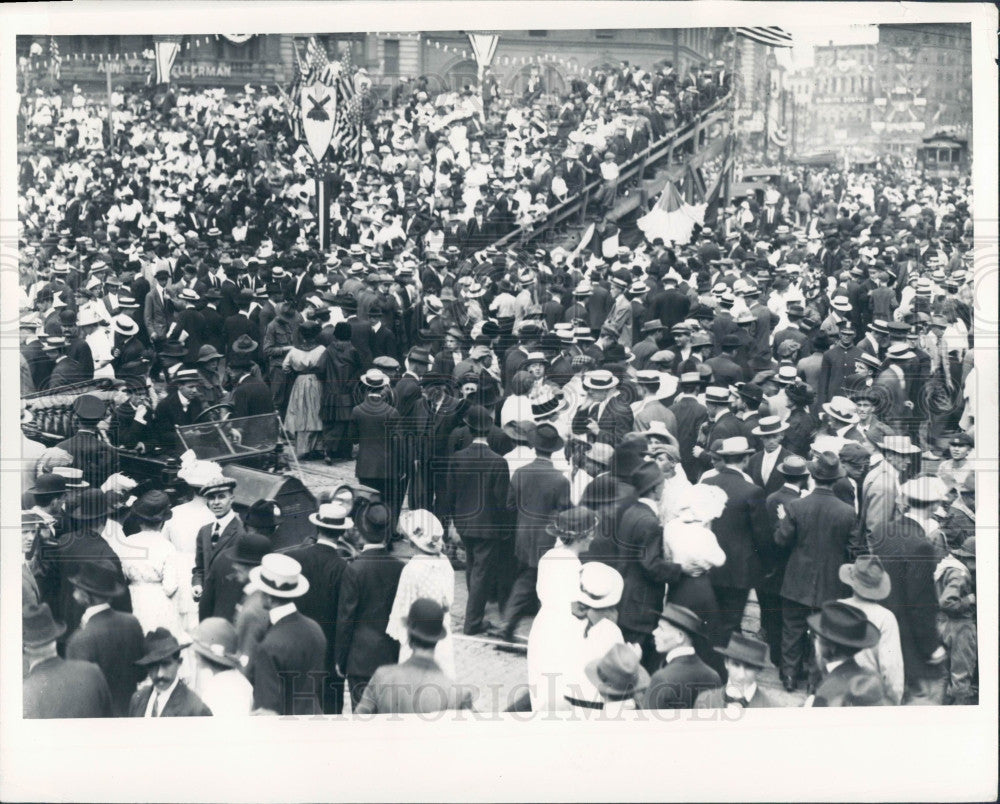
404, 618, 447, 643
198, 479, 238, 495
308, 513, 354, 531
806, 611, 881, 650
838, 564, 890, 601
713, 645, 768, 669
247, 565, 310, 599
822, 405, 860, 424
751, 422, 789, 436
135, 641, 190, 666
584, 656, 650, 697
23, 621, 67, 648
192, 640, 241, 669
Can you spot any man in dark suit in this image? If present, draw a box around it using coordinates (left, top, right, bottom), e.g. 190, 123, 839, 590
694, 386, 748, 476
143, 267, 172, 343
283, 504, 350, 715
23, 602, 113, 719
149, 368, 207, 454
757, 455, 809, 667
354, 599, 474, 715
775, 452, 857, 692
249, 554, 328, 716
64, 560, 146, 717
38, 489, 132, 639
869, 492, 948, 705
616, 462, 686, 674
817, 324, 861, 406
647, 276, 690, 329
704, 335, 745, 387
55, 393, 119, 490
431, 326, 467, 379
228, 361, 276, 418
191, 476, 243, 609
336, 504, 405, 708
443, 407, 514, 635
349, 372, 402, 509
498, 423, 571, 642
223, 289, 257, 352
572, 370, 635, 446
670, 373, 709, 482
693, 633, 779, 709
585, 279, 613, 338
700, 437, 769, 650
129, 629, 212, 717
643, 603, 721, 710
808, 601, 887, 707
747, 416, 794, 495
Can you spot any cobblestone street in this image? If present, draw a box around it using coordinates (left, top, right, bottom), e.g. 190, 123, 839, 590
294, 457, 806, 712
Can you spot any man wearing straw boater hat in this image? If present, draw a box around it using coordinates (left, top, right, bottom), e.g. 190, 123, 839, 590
283, 502, 354, 715
129, 627, 211, 718
247, 553, 327, 716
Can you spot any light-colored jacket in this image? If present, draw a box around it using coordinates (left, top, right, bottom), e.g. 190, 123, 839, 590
838, 595, 905, 705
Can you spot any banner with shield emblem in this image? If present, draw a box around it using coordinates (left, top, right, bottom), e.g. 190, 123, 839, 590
301, 81, 337, 163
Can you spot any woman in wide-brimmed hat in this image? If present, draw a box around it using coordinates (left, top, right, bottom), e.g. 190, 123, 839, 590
120, 489, 183, 638
385, 509, 456, 678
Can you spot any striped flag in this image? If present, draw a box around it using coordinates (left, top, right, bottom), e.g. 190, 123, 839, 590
736, 26, 793, 48
286, 37, 366, 161
49, 36, 61, 79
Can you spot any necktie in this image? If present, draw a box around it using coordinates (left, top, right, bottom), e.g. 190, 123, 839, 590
151, 693, 161, 717
723, 692, 748, 706
211, 521, 221, 546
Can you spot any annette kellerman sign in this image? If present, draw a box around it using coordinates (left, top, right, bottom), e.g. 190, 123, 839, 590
96, 59, 240, 77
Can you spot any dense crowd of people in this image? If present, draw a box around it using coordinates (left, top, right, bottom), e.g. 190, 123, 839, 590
19, 54, 980, 718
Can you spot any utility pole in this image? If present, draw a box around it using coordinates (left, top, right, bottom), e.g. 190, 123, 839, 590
105, 63, 115, 155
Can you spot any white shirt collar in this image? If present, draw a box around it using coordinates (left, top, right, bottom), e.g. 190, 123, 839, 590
145, 675, 181, 717
268, 601, 297, 625
825, 658, 847, 674
637, 497, 660, 514
177, 393, 190, 412
81, 602, 111, 629
212, 510, 237, 532
665, 645, 696, 664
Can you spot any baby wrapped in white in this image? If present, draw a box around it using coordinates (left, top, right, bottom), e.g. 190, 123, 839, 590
662, 484, 728, 569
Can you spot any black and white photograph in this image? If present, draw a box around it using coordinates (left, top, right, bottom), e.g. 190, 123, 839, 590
1, 2, 996, 801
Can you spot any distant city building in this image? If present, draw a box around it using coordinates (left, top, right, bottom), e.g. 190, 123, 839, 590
874, 23, 972, 156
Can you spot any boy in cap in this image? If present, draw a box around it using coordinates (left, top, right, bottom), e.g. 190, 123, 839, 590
837, 555, 904, 704
934, 537, 977, 705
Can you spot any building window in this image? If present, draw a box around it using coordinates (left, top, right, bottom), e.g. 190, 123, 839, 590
595, 30, 615, 40
383, 38, 399, 74
528, 30, 547, 37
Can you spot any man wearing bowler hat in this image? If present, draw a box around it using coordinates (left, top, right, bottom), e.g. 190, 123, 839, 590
23, 602, 113, 719
643, 603, 721, 710
837, 555, 904, 704
55, 393, 118, 489
693, 633, 777, 709
354, 598, 473, 715
807, 601, 887, 707
775, 451, 857, 693
65, 559, 146, 716
129, 628, 212, 717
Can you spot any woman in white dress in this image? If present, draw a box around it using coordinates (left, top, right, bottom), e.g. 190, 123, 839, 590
121, 490, 182, 638
164, 455, 219, 635
526, 506, 600, 712
386, 510, 456, 678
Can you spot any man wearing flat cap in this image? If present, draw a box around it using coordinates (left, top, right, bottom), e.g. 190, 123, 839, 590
55, 393, 118, 489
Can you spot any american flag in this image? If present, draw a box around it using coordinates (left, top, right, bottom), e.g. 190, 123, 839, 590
49, 36, 61, 79
735, 26, 793, 49
285, 36, 366, 161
